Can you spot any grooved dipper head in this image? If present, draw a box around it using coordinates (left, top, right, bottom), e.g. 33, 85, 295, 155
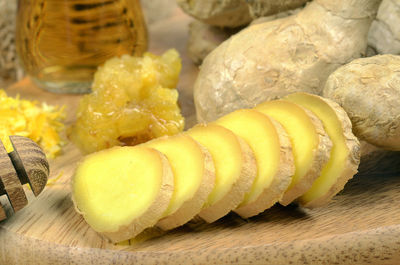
0, 135, 49, 221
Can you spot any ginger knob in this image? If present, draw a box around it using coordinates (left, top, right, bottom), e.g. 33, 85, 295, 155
0, 135, 49, 221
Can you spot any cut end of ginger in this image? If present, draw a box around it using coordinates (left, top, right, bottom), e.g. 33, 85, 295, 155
255, 100, 332, 206
214, 109, 293, 218
232, 114, 294, 218
0, 89, 65, 158
187, 124, 257, 222
187, 124, 244, 206
284, 93, 360, 208
143, 134, 215, 230
72, 146, 174, 242
69, 49, 185, 154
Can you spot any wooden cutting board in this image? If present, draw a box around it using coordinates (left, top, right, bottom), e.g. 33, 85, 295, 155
1, 7, 400, 265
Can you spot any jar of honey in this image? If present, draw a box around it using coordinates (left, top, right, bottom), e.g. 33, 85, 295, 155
16, 0, 148, 93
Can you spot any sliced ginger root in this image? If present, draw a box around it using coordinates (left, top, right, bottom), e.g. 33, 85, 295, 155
255, 100, 332, 205
215, 109, 294, 218
144, 134, 215, 230
285, 92, 360, 208
186, 124, 257, 222
71, 91, 361, 241
69, 49, 184, 154
72, 146, 174, 243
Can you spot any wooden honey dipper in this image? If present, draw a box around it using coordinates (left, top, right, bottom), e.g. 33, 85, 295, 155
0, 135, 49, 221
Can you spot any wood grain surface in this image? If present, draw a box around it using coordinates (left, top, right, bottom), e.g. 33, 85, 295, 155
1, 5, 400, 265
0, 139, 28, 214
9, 135, 50, 197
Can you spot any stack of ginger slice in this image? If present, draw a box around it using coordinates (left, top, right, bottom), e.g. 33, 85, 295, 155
72, 93, 360, 243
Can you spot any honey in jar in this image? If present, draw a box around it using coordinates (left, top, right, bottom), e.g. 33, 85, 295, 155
16, 0, 148, 93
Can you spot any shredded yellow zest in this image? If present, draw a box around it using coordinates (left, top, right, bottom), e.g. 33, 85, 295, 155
0, 89, 66, 158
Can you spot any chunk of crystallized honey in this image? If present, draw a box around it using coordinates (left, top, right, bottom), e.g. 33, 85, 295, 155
69, 49, 185, 154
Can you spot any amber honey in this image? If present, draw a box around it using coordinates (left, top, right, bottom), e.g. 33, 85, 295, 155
16, 0, 148, 93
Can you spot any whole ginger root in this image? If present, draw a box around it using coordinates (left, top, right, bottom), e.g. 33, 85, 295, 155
247, 0, 309, 18
368, 0, 400, 55
177, 0, 309, 28
194, 0, 382, 123
177, 0, 252, 28
187, 21, 242, 65
187, 8, 302, 65
323, 54, 400, 151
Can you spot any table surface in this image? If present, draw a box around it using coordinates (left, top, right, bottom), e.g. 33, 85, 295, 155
1, 5, 400, 265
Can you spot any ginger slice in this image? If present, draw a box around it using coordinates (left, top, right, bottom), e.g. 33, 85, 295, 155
215, 109, 294, 218
186, 124, 257, 222
255, 100, 332, 205
285, 93, 361, 208
72, 146, 174, 243
144, 134, 215, 230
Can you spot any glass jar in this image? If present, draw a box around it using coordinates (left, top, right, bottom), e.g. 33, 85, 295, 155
16, 0, 148, 93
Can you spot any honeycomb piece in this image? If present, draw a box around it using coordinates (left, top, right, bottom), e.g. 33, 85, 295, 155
70, 49, 185, 154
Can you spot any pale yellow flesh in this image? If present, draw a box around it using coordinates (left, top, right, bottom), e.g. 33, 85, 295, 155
255, 100, 319, 191
144, 135, 204, 216
215, 109, 280, 205
187, 124, 243, 206
73, 146, 163, 233
285, 93, 350, 202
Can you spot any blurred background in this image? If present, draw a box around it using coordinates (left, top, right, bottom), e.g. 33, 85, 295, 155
0, 0, 177, 88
